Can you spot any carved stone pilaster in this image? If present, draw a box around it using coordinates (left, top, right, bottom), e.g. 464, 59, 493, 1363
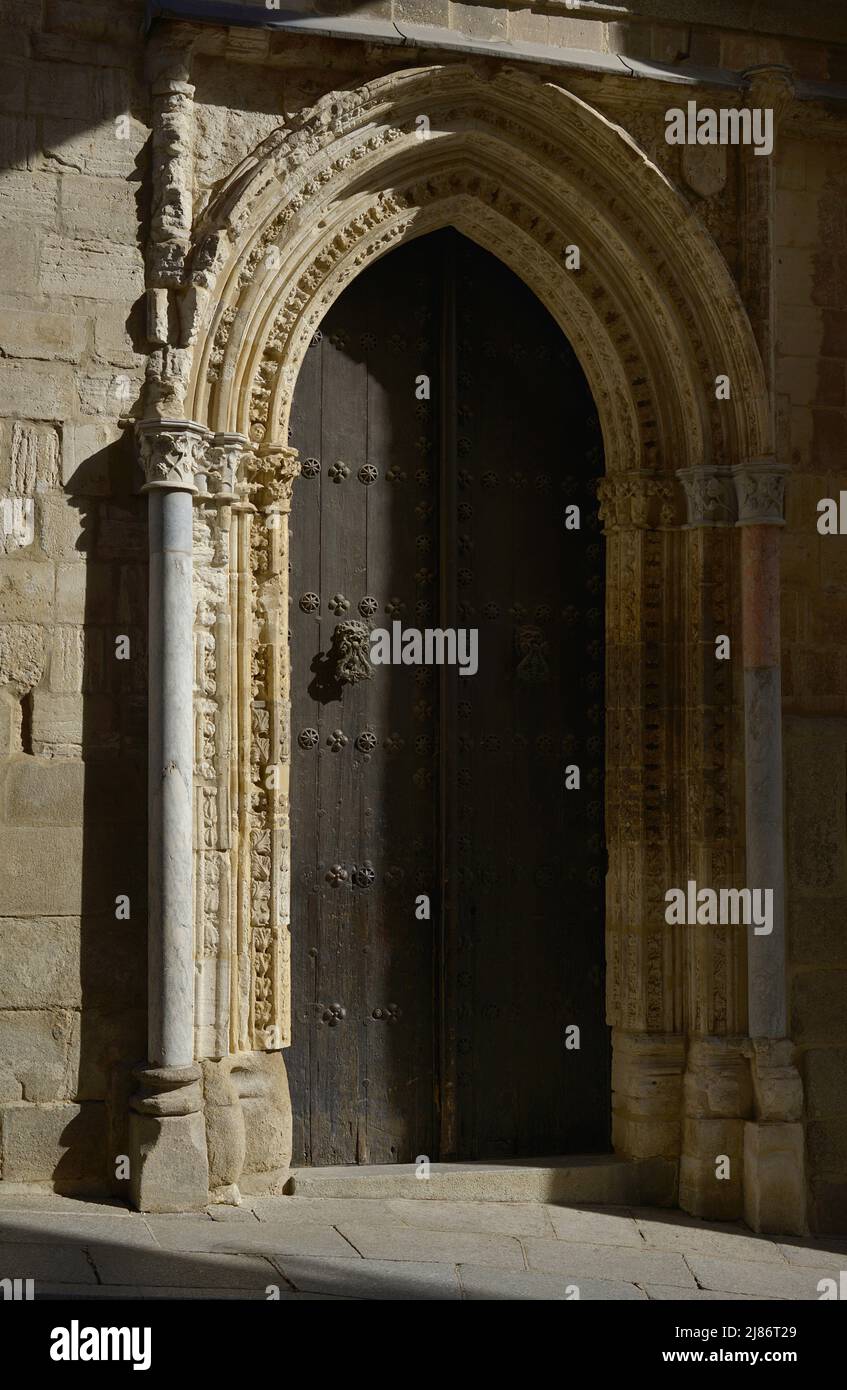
243, 444, 301, 1053
732, 457, 789, 526
137, 417, 210, 493
193, 434, 253, 1062
601, 474, 686, 1167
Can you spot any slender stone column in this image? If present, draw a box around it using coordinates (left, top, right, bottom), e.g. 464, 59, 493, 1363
129, 418, 212, 1212
732, 457, 805, 1234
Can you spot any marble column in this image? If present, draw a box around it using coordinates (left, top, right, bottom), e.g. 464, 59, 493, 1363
732, 457, 805, 1234
130, 418, 211, 1212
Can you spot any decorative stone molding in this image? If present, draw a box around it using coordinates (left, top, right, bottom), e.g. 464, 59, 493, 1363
597, 473, 676, 531
732, 458, 789, 526
677, 465, 736, 528
137, 417, 211, 493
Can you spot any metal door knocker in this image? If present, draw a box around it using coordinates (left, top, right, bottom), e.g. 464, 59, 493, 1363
330, 619, 374, 685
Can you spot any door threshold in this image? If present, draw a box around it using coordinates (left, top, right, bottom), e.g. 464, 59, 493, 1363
285, 1155, 676, 1205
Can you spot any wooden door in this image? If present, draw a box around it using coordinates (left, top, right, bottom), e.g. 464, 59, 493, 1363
287, 229, 609, 1166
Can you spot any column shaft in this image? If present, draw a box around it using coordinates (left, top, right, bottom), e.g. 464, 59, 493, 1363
148, 488, 196, 1068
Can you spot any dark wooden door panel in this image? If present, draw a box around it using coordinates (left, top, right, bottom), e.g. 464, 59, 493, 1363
288, 229, 608, 1166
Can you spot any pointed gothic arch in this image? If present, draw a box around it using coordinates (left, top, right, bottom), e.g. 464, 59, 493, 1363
137, 56, 783, 1215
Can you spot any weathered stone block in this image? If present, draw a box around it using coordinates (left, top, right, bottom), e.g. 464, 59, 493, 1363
807, 1119, 847, 1172
41, 116, 148, 179
803, 1047, 847, 1119
28, 61, 105, 120
447, 1, 507, 38
0, 1008, 79, 1102
744, 1121, 807, 1236
77, 1007, 146, 1101
0, 60, 25, 115
40, 237, 144, 302
78, 368, 142, 417
1, 756, 84, 823
0, 360, 75, 418
810, 1176, 847, 1235
0, 621, 45, 692
31, 690, 83, 748
0, 917, 82, 1008
48, 626, 85, 693
55, 561, 113, 623
38, 496, 90, 561
93, 305, 146, 372
791, 970, 847, 1044
59, 173, 139, 243
0, 560, 54, 624
0, 308, 81, 364
0, 827, 83, 914
0, 113, 35, 170
786, 717, 847, 895
0, 170, 57, 229
10, 422, 61, 494
0, 1100, 106, 1185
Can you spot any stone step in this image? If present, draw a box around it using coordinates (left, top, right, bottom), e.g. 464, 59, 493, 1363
286, 1155, 677, 1205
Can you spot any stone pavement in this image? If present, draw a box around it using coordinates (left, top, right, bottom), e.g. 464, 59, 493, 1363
0, 1192, 844, 1300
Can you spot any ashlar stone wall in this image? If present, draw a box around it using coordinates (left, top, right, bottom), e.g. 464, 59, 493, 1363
0, 0, 150, 1191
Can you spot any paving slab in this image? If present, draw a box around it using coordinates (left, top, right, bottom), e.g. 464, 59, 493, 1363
524, 1237, 697, 1288
335, 1223, 526, 1269
776, 1238, 847, 1270
252, 1196, 402, 1228
686, 1255, 831, 1300
272, 1255, 461, 1300
546, 1206, 641, 1246
147, 1216, 358, 1260
385, 1199, 555, 1238
0, 1239, 96, 1284
636, 1218, 783, 1264
90, 1246, 279, 1290
0, 1192, 131, 1215
458, 1264, 647, 1300
0, 1212, 157, 1248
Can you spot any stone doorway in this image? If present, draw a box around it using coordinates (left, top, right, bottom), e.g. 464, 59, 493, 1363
285, 229, 609, 1166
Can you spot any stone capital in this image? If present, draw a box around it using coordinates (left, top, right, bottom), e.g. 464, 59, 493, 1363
254, 443, 301, 512
137, 418, 211, 494
597, 472, 676, 532
732, 457, 789, 527
742, 64, 796, 127
677, 465, 736, 528
202, 432, 254, 502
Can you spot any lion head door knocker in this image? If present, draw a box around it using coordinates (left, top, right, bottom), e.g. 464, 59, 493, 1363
515, 625, 550, 684
330, 619, 374, 686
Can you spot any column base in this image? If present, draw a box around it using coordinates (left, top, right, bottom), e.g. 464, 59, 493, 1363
679, 1037, 751, 1221
611, 1030, 685, 1160
743, 1121, 806, 1235
128, 1063, 209, 1213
